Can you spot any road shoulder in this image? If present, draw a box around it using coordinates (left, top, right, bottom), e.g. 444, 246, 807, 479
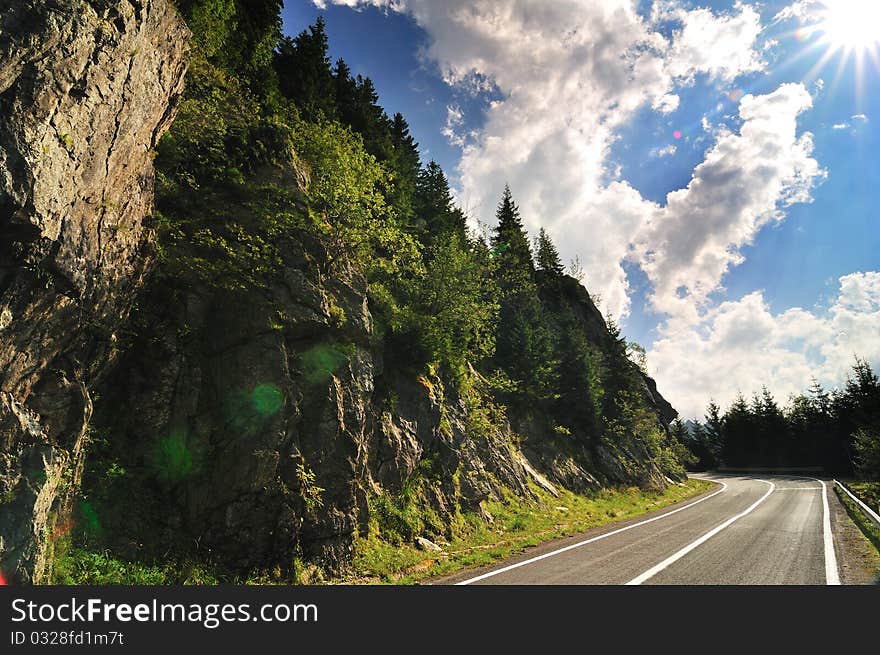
829, 483, 880, 584
426, 478, 723, 585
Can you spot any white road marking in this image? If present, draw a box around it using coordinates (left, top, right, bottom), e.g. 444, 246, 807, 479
772, 487, 823, 491
811, 478, 840, 585
454, 479, 729, 585
626, 479, 775, 585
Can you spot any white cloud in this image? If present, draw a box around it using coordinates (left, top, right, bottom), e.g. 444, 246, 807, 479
772, 0, 820, 24
832, 123, 850, 130
632, 83, 825, 322
442, 104, 466, 147
663, 4, 765, 83
650, 144, 677, 158
647, 272, 880, 418
852, 113, 869, 122
653, 93, 681, 114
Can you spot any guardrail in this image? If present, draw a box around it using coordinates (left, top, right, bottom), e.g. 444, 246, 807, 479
833, 479, 880, 530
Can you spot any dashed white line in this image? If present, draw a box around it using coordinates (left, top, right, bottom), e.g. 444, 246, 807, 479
454, 480, 729, 585
625, 479, 776, 585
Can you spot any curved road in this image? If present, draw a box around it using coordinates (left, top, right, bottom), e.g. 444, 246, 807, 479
443, 475, 841, 585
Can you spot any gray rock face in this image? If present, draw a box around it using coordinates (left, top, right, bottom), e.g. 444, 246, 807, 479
0, 0, 188, 583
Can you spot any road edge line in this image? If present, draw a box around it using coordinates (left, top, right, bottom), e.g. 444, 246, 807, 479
454, 479, 728, 585
625, 479, 775, 585
811, 478, 840, 585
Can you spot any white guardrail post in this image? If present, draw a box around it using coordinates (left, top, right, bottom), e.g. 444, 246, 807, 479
833, 479, 880, 530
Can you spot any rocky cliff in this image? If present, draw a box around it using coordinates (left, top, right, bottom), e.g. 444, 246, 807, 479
86, 245, 677, 575
0, 0, 188, 583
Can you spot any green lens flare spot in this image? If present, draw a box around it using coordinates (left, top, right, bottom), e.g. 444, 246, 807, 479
252, 384, 283, 416
300, 343, 353, 386
79, 500, 102, 536
152, 429, 193, 482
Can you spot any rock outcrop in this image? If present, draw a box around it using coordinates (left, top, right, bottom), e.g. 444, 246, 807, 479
92, 229, 541, 573
92, 247, 677, 574
0, 0, 188, 583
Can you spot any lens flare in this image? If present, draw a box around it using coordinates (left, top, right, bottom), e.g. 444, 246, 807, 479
673, 130, 682, 140
152, 429, 194, 482
252, 384, 283, 416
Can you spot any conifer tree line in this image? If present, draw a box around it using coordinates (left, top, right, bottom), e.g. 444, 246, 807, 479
673, 358, 880, 479
153, 6, 693, 483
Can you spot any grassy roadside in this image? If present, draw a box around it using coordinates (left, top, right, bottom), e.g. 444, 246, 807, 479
50, 478, 712, 585
834, 482, 880, 571
344, 478, 714, 585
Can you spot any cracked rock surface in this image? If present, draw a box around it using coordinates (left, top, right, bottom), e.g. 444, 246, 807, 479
0, 0, 188, 583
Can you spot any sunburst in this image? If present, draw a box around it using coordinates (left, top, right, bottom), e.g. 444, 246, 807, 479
791, 0, 880, 104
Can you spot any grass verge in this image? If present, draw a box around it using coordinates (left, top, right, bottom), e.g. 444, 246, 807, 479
834, 483, 880, 572
346, 477, 713, 584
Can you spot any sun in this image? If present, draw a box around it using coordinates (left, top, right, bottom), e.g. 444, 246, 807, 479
815, 0, 880, 52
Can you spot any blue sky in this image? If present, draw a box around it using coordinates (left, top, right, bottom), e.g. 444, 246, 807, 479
282, 0, 880, 417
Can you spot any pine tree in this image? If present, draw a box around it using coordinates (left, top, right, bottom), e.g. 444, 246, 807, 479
700, 400, 723, 466
333, 58, 358, 118
536, 227, 564, 276
274, 17, 337, 120
415, 161, 465, 238
491, 185, 534, 293
387, 113, 421, 223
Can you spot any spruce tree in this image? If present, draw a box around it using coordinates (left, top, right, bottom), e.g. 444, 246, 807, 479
491, 185, 534, 293
415, 161, 465, 238
536, 227, 564, 276
274, 17, 336, 119
387, 113, 421, 223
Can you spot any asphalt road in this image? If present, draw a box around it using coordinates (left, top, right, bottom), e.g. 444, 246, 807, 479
443, 474, 841, 585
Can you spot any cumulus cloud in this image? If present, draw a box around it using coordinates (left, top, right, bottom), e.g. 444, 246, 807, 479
632, 83, 825, 322
647, 272, 880, 418
663, 4, 765, 83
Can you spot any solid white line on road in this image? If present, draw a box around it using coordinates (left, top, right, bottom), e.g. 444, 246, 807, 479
811, 478, 840, 585
454, 479, 729, 585
625, 479, 775, 585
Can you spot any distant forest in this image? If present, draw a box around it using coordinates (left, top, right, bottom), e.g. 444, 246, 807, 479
675, 358, 880, 477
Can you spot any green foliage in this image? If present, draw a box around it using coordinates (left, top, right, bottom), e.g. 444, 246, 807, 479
292, 119, 419, 277
295, 463, 325, 517
180, 0, 282, 96
370, 482, 424, 547
535, 228, 564, 276
52, 547, 220, 585
415, 161, 466, 237
491, 185, 534, 293
854, 426, 880, 479
386, 233, 499, 378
